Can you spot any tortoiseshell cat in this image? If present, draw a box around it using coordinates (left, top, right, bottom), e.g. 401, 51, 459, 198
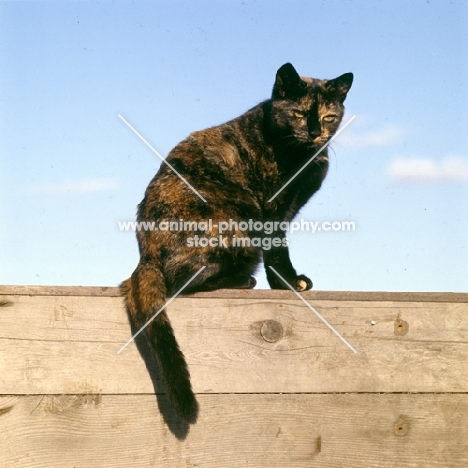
121, 63, 353, 424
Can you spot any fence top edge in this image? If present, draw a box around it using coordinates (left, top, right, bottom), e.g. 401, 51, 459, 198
0, 285, 467, 303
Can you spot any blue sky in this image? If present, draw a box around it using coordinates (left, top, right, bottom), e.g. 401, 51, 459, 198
1, 0, 467, 292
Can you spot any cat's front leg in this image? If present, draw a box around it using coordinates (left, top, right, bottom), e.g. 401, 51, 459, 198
262, 232, 313, 292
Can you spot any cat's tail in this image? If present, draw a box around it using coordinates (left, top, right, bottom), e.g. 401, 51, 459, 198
120, 261, 199, 424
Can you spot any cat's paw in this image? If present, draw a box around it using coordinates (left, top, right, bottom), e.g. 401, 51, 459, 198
238, 276, 257, 289
267, 270, 313, 291
294, 275, 313, 292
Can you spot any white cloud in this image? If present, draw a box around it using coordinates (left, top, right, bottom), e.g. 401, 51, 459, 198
335, 123, 403, 149
388, 156, 468, 183
25, 177, 119, 195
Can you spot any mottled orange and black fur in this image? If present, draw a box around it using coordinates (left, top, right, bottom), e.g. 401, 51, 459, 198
121, 63, 353, 424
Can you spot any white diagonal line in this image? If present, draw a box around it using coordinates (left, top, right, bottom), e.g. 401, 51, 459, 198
118, 114, 207, 203
268, 266, 357, 353
268, 115, 356, 202
117, 266, 206, 354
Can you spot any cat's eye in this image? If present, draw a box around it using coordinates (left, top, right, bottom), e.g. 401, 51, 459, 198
323, 115, 337, 123
294, 111, 306, 119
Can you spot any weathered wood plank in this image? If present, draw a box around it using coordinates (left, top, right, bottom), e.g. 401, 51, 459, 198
1, 294, 467, 394
0, 285, 123, 297
0, 394, 466, 468
1, 284, 468, 302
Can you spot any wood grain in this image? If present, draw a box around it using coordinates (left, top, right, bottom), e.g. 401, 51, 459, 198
1, 394, 467, 468
0, 293, 467, 394
1, 284, 468, 302
1, 287, 467, 467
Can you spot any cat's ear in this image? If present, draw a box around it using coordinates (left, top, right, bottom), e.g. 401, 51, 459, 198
272, 63, 306, 99
324, 73, 353, 102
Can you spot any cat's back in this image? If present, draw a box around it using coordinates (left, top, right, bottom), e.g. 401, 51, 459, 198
139, 114, 262, 219
168, 103, 266, 169
175, 126, 242, 169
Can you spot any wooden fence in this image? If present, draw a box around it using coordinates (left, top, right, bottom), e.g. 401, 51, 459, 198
1, 286, 467, 467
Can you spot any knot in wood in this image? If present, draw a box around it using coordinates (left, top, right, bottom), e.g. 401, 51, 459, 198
394, 315, 409, 336
260, 320, 284, 343
394, 416, 409, 437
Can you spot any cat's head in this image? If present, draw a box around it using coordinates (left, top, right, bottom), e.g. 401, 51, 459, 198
270, 63, 353, 150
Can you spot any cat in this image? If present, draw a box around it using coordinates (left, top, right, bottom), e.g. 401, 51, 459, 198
120, 63, 353, 424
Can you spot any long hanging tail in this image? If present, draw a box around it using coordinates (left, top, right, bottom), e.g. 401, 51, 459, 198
120, 261, 199, 424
